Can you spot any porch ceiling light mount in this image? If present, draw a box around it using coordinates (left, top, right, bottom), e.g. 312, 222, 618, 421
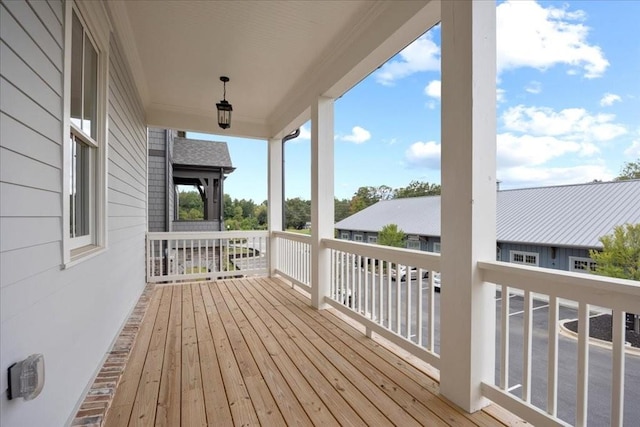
216, 76, 232, 130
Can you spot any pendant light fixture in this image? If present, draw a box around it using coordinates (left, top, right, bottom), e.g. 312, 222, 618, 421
216, 76, 232, 129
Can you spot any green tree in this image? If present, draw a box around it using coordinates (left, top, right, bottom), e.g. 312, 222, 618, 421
395, 180, 441, 198
254, 203, 268, 227
615, 158, 640, 181
335, 198, 351, 222
590, 223, 640, 280
178, 190, 203, 219
349, 185, 392, 214
378, 224, 405, 248
285, 198, 310, 229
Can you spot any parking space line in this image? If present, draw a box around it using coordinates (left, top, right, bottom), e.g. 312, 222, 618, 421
508, 384, 522, 392
509, 304, 550, 317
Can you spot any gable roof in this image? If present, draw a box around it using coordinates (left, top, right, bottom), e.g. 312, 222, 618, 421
335, 180, 640, 249
172, 137, 234, 170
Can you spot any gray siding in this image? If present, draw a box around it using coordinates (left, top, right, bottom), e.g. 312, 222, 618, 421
0, 2, 147, 425
498, 243, 592, 271
148, 128, 167, 232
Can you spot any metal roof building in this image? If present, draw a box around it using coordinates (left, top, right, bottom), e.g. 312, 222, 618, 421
336, 180, 640, 249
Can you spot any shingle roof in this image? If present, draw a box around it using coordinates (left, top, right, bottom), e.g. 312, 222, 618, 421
335, 180, 640, 249
172, 137, 234, 169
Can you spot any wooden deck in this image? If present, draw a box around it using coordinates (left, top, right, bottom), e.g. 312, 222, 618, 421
103, 277, 519, 426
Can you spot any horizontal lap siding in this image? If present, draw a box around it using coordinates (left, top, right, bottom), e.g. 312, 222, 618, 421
0, 1, 148, 426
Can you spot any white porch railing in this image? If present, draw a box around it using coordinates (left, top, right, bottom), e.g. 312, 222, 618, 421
272, 231, 312, 292
145, 230, 639, 426
323, 238, 441, 369
146, 231, 269, 282
479, 260, 640, 427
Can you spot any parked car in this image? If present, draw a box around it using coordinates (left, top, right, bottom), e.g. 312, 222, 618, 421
433, 272, 441, 292
390, 266, 429, 282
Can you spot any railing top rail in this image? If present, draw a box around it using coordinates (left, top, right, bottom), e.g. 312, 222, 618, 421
479, 260, 640, 310
323, 238, 440, 271
147, 230, 269, 240
272, 230, 312, 243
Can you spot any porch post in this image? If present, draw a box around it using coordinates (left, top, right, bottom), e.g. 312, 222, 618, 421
310, 96, 334, 309
268, 137, 283, 276
439, 0, 497, 412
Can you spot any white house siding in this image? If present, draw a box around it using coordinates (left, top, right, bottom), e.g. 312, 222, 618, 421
0, 1, 147, 426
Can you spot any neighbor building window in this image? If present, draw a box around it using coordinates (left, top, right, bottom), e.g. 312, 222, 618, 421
64, 4, 106, 261
406, 239, 421, 250
569, 256, 597, 273
510, 250, 539, 266
353, 234, 363, 242
340, 232, 350, 240
368, 236, 377, 244
433, 242, 441, 253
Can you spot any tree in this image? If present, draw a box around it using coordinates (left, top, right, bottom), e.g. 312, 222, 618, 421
349, 185, 392, 214
615, 159, 640, 181
285, 197, 310, 229
178, 190, 203, 219
394, 180, 441, 198
335, 198, 351, 222
378, 224, 405, 248
590, 223, 640, 281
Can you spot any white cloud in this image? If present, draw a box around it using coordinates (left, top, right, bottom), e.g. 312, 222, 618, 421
375, 33, 440, 85
524, 81, 542, 94
404, 141, 441, 169
298, 124, 311, 140
502, 105, 627, 141
625, 140, 640, 157
498, 164, 614, 188
497, 0, 609, 78
600, 93, 622, 107
341, 126, 371, 144
497, 133, 596, 168
424, 80, 441, 100
497, 88, 507, 103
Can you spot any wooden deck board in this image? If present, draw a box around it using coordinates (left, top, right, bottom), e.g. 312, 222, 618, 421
104, 277, 518, 426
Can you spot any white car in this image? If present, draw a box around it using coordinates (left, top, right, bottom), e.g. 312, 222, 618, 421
433, 272, 441, 292
390, 266, 429, 282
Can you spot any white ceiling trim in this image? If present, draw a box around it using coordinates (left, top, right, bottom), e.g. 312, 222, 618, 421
106, 0, 149, 110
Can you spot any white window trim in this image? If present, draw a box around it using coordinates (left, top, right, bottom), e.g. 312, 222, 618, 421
569, 256, 597, 273
510, 250, 539, 266
367, 235, 377, 244
353, 234, 363, 242
340, 232, 349, 240
433, 242, 441, 253
62, 1, 109, 267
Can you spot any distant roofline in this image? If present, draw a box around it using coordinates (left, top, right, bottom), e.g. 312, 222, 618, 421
496, 178, 640, 193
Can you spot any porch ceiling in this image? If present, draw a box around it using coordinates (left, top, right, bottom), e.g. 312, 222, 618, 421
106, 0, 439, 139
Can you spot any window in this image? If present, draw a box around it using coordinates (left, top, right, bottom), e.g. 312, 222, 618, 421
340, 232, 350, 240
510, 250, 539, 266
64, 4, 106, 262
569, 256, 597, 273
353, 234, 363, 242
406, 239, 421, 250
433, 242, 441, 253
368, 236, 377, 244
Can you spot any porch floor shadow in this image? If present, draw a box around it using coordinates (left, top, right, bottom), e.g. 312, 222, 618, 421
102, 277, 522, 426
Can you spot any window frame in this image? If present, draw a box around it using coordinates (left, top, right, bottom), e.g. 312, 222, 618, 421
406, 238, 421, 250
367, 235, 378, 244
569, 256, 597, 273
353, 234, 363, 242
62, 1, 109, 266
433, 242, 441, 254
510, 250, 539, 266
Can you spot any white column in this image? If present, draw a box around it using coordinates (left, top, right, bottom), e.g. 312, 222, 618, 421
268, 137, 283, 276
310, 96, 334, 309
439, 0, 497, 412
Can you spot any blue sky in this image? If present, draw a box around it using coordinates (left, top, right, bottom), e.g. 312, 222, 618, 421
191, 0, 640, 203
